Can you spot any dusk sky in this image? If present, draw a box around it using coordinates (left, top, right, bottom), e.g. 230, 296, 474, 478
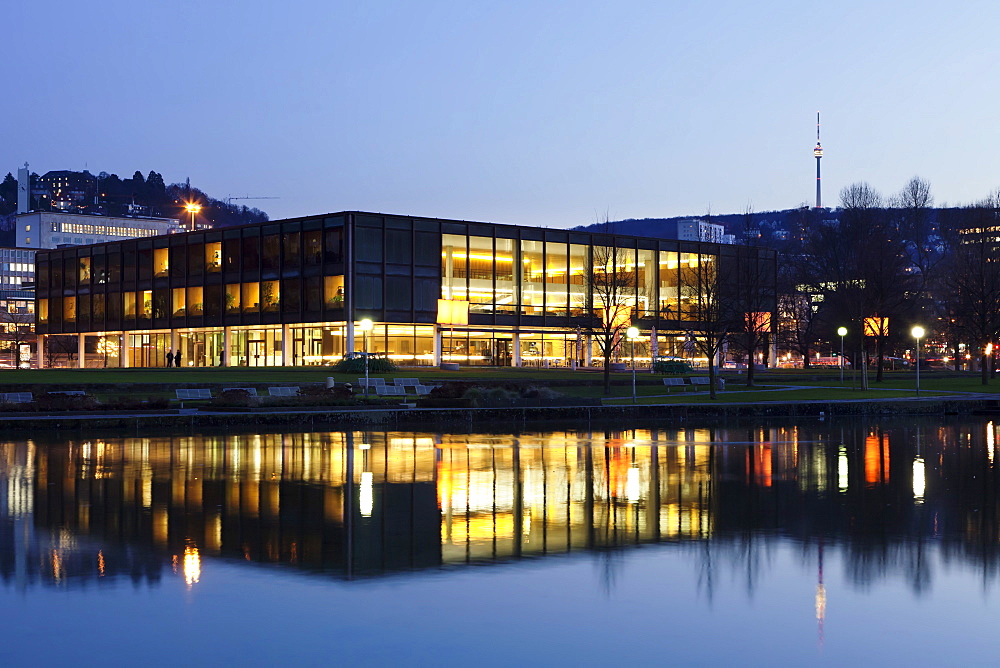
10, 1, 1000, 227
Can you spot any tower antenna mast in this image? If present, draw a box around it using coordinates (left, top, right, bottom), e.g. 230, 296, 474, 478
814, 112, 823, 209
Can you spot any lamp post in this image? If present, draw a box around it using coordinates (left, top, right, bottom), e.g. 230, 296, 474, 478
184, 202, 202, 231
837, 327, 847, 383
911, 326, 925, 396
627, 326, 640, 403
359, 318, 374, 397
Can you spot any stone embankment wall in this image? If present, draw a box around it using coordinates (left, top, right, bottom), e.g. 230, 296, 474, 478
1, 397, 997, 432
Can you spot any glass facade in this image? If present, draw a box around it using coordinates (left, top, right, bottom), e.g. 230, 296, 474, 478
34, 212, 776, 368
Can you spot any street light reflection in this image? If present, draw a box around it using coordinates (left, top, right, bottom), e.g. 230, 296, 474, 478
183, 542, 201, 587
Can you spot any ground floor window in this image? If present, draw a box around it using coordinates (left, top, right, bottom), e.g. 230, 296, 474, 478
51, 323, 724, 369
230, 328, 283, 367
128, 332, 171, 368
289, 326, 345, 366
178, 331, 224, 367
519, 332, 576, 368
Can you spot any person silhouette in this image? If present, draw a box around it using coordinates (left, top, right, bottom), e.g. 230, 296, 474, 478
166, 350, 174, 367
174, 349, 182, 367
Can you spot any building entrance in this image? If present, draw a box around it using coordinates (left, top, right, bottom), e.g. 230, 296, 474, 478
248, 338, 265, 367
495, 339, 512, 366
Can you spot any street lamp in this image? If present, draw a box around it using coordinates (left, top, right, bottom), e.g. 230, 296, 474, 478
359, 318, 374, 397
837, 327, 848, 383
911, 326, 925, 396
184, 202, 202, 231
627, 326, 640, 403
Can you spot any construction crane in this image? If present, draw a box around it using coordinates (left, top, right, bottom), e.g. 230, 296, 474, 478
225, 195, 280, 207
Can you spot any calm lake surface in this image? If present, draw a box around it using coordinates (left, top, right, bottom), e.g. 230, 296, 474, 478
3, 418, 1000, 666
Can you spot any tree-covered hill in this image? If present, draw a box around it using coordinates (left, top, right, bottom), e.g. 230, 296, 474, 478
0, 169, 270, 229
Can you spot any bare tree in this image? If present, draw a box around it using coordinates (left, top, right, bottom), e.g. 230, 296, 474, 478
45, 335, 78, 367
811, 183, 917, 386
586, 223, 639, 394
944, 194, 1000, 384
893, 177, 938, 284
730, 207, 777, 386
682, 249, 736, 399
776, 255, 824, 368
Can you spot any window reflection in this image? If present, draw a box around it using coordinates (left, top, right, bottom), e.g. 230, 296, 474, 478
1, 422, 996, 587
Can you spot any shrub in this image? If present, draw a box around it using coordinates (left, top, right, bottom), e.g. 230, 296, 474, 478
428, 382, 565, 407
210, 389, 260, 408
300, 385, 355, 400
521, 386, 564, 402
465, 386, 519, 407
331, 355, 399, 374
102, 396, 170, 410
35, 393, 100, 411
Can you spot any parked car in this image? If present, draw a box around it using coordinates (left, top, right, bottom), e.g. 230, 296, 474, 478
879, 357, 910, 370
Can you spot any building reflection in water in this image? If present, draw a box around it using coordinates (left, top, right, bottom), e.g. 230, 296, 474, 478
3, 420, 1000, 595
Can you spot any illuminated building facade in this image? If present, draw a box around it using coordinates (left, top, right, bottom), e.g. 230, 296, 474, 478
33, 211, 776, 368
16, 211, 182, 250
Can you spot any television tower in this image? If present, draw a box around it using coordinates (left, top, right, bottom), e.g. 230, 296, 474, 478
813, 112, 823, 209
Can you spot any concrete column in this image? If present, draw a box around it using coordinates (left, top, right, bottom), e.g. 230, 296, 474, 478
770, 339, 778, 369
77, 334, 85, 368
433, 326, 442, 366
282, 324, 292, 366
35, 334, 45, 369
512, 332, 521, 368
121, 333, 130, 368
222, 327, 231, 366
584, 335, 593, 367
346, 320, 355, 355
170, 329, 178, 365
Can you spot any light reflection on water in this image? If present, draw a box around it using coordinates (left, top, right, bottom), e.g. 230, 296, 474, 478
2, 419, 1000, 663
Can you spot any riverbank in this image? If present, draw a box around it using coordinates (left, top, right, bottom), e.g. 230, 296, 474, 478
4, 394, 998, 432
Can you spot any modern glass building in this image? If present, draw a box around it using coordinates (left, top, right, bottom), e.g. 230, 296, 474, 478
33, 211, 776, 368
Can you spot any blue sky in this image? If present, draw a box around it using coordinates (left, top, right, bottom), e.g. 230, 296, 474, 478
9, 1, 1000, 226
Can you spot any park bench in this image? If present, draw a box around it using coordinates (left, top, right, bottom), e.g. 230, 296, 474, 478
413, 385, 434, 395
375, 385, 407, 396
357, 378, 385, 388
690, 377, 725, 390
662, 377, 689, 393
268, 386, 300, 397
175, 389, 213, 401
175, 388, 212, 409
394, 378, 420, 387
0, 392, 32, 404
223, 387, 258, 396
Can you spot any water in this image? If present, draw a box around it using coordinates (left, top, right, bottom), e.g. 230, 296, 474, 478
2, 419, 1000, 665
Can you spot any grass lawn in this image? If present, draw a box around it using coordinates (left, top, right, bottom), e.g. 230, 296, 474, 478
0, 366, 613, 385
600, 387, 954, 405
2, 367, 998, 406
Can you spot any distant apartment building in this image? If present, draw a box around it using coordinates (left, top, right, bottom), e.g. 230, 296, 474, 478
0, 249, 38, 367
665, 219, 734, 244
36, 170, 97, 212
16, 211, 182, 250
0, 247, 36, 288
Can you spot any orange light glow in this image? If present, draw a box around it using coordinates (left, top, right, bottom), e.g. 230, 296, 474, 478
747, 445, 773, 487
863, 317, 889, 337
864, 434, 890, 485
747, 312, 772, 333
